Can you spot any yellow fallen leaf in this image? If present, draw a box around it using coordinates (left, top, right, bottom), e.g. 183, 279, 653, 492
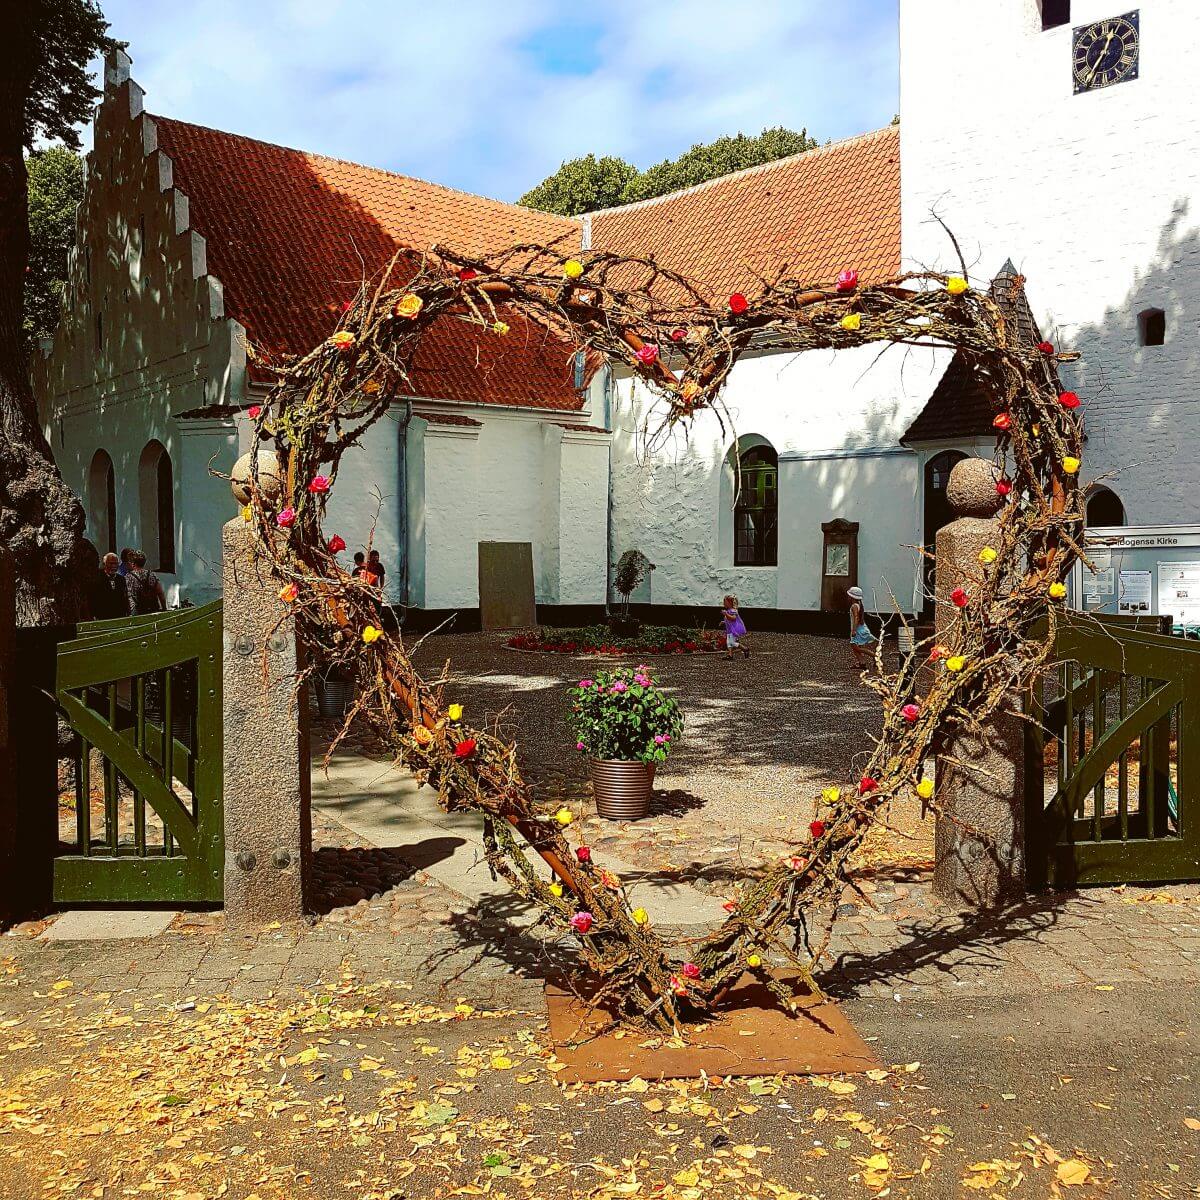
672, 1168, 700, 1187
1095, 985, 1114, 992
903, 1061, 921, 1073
863, 1152, 890, 1171
643, 1098, 664, 1113
1056, 1159, 1091, 1186
1184, 1118, 1200, 1131
295, 1047, 319, 1065
359, 1058, 382, 1071
865, 1069, 889, 1082
51, 980, 73, 991
490, 1055, 513, 1070
828, 1080, 857, 1095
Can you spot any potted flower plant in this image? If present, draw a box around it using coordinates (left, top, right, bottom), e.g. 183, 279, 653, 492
568, 665, 683, 820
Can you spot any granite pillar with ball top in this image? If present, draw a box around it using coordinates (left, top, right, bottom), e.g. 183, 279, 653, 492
932, 457, 1026, 908
222, 453, 311, 926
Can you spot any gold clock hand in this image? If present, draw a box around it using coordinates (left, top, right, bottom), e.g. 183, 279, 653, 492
1085, 30, 1115, 84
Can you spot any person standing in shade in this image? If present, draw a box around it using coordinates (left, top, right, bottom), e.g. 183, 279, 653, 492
351, 551, 366, 578
126, 551, 167, 615
366, 549, 386, 591
117, 546, 136, 577
848, 585, 874, 669
93, 552, 128, 619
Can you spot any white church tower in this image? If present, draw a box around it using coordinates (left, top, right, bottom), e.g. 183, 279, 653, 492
900, 0, 1200, 527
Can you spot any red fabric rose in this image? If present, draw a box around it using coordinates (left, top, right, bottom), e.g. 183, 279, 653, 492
809, 820, 825, 838
995, 479, 1013, 497
670, 328, 687, 342
308, 475, 331, 494
859, 776, 878, 794
951, 587, 969, 608
681, 962, 701, 979
247, 405, 262, 419
576, 845, 591, 863
1038, 340, 1055, 354
992, 412, 1011, 431
835, 268, 859, 292
901, 702, 920, 722
728, 292, 749, 314
453, 739, 477, 760
458, 267, 478, 281
327, 535, 346, 553
1058, 391, 1081, 409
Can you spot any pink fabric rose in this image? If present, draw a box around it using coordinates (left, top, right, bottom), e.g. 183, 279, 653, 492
276, 507, 296, 528
569, 912, 593, 934
635, 344, 659, 365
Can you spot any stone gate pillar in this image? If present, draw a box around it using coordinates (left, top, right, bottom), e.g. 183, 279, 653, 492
932, 458, 1025, 908
222, 518, 311, 925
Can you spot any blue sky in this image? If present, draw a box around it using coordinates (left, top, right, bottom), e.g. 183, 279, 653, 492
92, 1, 899, 203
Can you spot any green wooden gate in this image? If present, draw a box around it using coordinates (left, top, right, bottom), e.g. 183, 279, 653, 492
1025, 613, 1200, 888
53, 602, 225, 904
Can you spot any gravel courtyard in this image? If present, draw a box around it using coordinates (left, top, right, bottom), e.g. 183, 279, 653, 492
318, 629, 928, 892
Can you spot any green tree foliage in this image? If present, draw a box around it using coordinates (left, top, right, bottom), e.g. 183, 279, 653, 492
518, 154, 639, 217
24, 146, 83, 345
520, 126, 819, 216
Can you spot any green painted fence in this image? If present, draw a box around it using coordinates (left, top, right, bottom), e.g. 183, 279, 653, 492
53, 602, 225, 904
1025, 612, 1200, 888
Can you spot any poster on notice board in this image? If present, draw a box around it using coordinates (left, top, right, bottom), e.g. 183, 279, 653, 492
1158, 561, 1200, 625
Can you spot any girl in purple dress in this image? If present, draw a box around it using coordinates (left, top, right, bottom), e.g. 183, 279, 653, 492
721, 594, 750, 659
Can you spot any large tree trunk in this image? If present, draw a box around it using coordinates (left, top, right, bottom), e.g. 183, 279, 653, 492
0, 85, 94, 626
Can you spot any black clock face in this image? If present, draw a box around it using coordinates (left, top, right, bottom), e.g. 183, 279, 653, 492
1073, 11, 1140, 93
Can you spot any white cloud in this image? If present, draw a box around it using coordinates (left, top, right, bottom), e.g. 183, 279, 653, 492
93, 0, 898, 201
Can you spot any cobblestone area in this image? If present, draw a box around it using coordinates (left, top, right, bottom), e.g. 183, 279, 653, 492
5, 875, 1198, 1022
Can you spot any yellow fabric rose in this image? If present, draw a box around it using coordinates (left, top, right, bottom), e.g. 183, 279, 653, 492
746, 953, 762, 968
1049, 582, 1067, 600
563, 259, 584, 279
492, 320, 510, 336
946, 275, 969, 295
328, 330, 356, 350
549, 881, 564, 898
840, 312, 862, 331
946, 655, 966, 672
447, 703, 463, 721
916, 778, 934, 800
979, 547, 997, 565
413, 724, 434, 747
362, 625, 383, 644
361, 379, 381, 394
631, 907, 648, 926
278, 583, 299, 603
554, 807, 573, 826
394, 293, 423, 320
821, 786, 841, 805
241, 504, 253, 523
1062, 456, 1081, 474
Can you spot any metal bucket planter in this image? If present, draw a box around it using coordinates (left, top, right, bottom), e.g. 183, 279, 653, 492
590, 758, 655, 821
316, 675, 355, 719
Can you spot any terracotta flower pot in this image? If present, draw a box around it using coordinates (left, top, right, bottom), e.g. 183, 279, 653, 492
590, 758, 655, 821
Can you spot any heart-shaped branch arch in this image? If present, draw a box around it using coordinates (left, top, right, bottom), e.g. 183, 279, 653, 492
237, 247, 1083, 1033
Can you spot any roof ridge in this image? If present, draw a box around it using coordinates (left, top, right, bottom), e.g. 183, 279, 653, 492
587, 124, 899, 219
148, 113, 581, 231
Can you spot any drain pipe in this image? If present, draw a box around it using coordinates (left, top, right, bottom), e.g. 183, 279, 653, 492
397, 397, 412, 624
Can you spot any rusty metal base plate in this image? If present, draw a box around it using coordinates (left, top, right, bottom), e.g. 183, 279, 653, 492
544, 972, 881, 1084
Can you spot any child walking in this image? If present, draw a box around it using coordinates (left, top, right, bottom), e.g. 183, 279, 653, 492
721, 594, 750, 659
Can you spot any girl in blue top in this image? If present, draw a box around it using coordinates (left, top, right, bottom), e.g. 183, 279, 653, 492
848, 585, 873, 668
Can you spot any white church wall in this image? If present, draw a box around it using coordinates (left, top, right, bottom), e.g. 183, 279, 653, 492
610, 343, 945, 612
900, 0, 1200, 526
33, 51, 245, 606
778, 449, 922, 614
558, 430, 611, 606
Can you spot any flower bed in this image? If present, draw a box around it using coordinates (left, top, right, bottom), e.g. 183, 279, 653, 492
506, 623, 724, 656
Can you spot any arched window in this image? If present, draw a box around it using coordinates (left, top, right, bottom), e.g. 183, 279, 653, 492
138, 440, 176, 573
922, 450, 968, 613
87, 449, 116, 554
1086, 485, 1126, 528
733, 442, 778, 566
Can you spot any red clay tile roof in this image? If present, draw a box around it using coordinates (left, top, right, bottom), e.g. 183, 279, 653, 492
151, 116, 586, 409
555, 422, 611, 434
588, 126, 900, 301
